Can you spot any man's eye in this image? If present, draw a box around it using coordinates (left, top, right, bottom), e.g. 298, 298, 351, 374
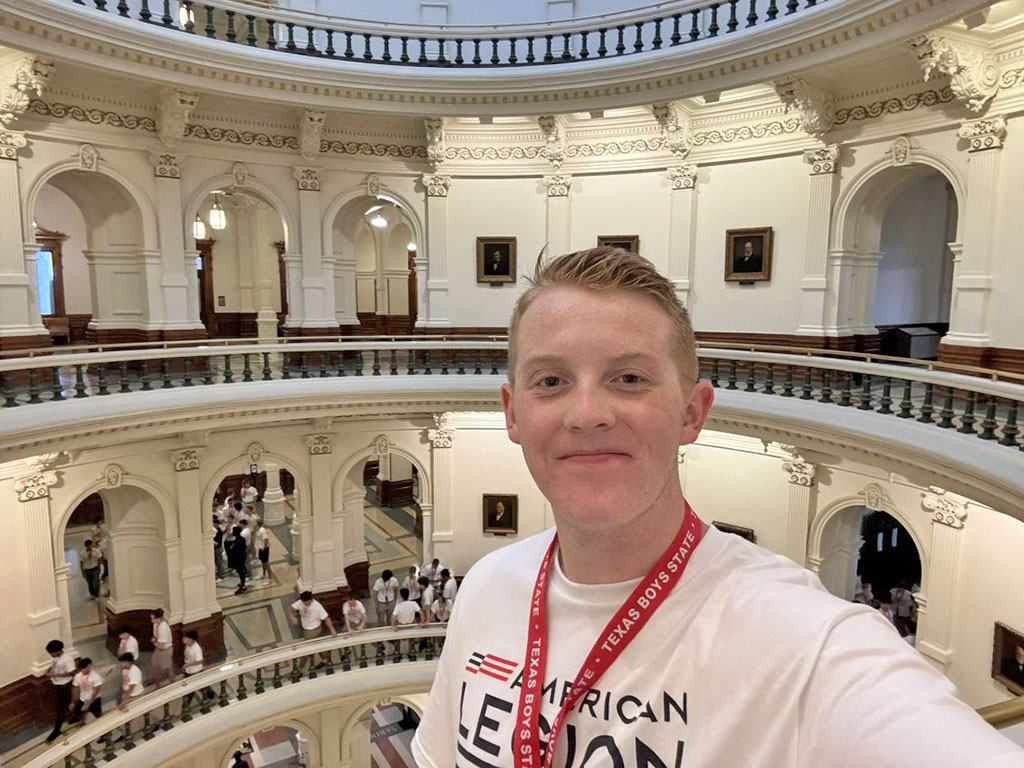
619, 373, 644, 385
540, 376, 561, 388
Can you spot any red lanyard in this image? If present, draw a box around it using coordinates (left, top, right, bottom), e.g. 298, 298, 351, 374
513, 503, 703, 768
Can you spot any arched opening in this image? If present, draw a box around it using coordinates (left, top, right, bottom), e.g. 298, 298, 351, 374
192, 189, 289, 338
62, 493, 108, 649
346, 702, 421, 768
226, 724, 312, 767
331, 196, 419, 335
31, 170, 148, 344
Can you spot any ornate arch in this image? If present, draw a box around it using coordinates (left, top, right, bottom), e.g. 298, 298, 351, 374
183, 171, 298, 253
23, 158, 160, 249
338, 693, 425, 761
219, 718, 322, 768
201, 446, 312, 524
332, 441, 431, 510
322, 183, 425, 263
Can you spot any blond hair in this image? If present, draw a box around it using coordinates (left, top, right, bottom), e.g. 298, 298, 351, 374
507, 247, 697, 386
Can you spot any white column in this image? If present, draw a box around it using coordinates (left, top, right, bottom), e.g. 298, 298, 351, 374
795, 145, 841, 342
850, 251, 882, 338
152, 153, 200, 334
542, 175, 572, 257
305, 434, 337, 594
943, 117, 1005, 348
419, 502, 434, 563
171, 447, 210, 622
421, 174, 451, 327
15, 470, 64, 664
0, 131, 48, 342
293, 168, 338, 331
334, 254, 359, 326
781, 457, 817, 568
280, 253, 305, 331
342, 487, 367, 572
666, 165, 698, 309
916, 490, 968, 670
427, 415, 455, 566
263, 461, 286, 525
413, 252, 429, 329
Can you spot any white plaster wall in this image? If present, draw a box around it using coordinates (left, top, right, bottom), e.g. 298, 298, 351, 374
33, 185, 92, 314
0, 476, 37, 688
987, 113, 1024, 350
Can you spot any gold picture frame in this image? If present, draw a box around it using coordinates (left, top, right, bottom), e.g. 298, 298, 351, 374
482, 494, 518, 535
725, 227, 773, 283
597, 235, 640, 255
477, 237, 517, 284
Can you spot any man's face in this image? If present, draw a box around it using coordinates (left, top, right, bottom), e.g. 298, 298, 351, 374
502, 287, 712, 532
495, 502, 505, 515
1015, 645, 1024, 664
743, 242, 753, 257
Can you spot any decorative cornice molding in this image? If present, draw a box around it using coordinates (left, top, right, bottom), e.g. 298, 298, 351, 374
445, 145, 544, 161
0, 55, 54, 129
921, 486, 967, 529
151, 152, 184, 179
861, 482, 893, 512
0, 129, 27, 160
424, 117, 446, 171
542, 174, 571, 197
170, 447, 203, 471
422, 173, 451, 197
782, 459, 816, 486
832, 86, 954, 126
774, 77, 835, 139
28, 99, 157, 131
305, 434, 333, 455
14, 470, 59, 502
803, 144, 839, 175
667, 163, 697, 190
156, 88, 198, 150
908, 34, 998, 113
690, 118, 802, 146
538, 114, 566, 170
299, 108, 325, 163
102, 463, 124, 489
957, 115, 1006, 151
293, 166, 322, 191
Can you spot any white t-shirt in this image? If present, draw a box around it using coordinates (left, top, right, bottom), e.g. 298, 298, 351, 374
183, 642, 204, 674
413, 526, 1024, 768
373, 577, 399, 603
403, 575, 422, 600
423, 563, 444, 589
343, 600, 367, 627
420, 584, 435, 611
393, 599, 420, 625
72, 669, 104, 703
430, 598, 452, 622
240, 527, 252, 546
442, 576, 458, 602
118, 635, 139, 661
153, 620, 173, 650
291, 598, 329, 631
50, 652, 76, 685
891, 588, 916, 618
122, 664, 144, 697
80, 548, 102, 569
241, 486, 258, 504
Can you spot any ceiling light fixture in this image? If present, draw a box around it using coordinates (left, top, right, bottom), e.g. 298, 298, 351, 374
192, 214, 207, 240
209, 194, 227, 231
407, 242, 417, 251
370, 212, 388, 229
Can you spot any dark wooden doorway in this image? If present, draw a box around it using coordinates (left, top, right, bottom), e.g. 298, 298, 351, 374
195, 238, 216, 336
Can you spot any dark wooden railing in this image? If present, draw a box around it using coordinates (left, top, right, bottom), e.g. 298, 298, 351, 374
63, 0, 832, 67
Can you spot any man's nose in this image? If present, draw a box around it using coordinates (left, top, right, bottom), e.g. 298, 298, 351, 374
563, 383, 615, 431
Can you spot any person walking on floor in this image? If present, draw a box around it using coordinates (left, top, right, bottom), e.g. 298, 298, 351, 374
118, 653, 144, 711
117, 626, 139, 661
43, 639, 76, 743
68, 657, 104, 725
227, 525, 249, 594
150, 608, 176, 687
254, 520, 271, 584
79, 539, 102, 599
181, 630, 216, 704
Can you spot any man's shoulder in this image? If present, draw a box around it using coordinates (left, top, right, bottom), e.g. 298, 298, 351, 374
458, 528, 555, 597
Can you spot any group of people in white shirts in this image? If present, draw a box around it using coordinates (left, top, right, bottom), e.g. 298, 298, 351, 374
42, 609, 214, 743
213, 485, 273, 595
369, 559, 458, 632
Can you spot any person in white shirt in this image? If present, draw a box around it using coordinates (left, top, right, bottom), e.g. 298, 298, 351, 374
240, 479, 259, 506
79, 539, 103, 599
238, 520, 253, 579
117, 626, 139, 661
890, 583, 917, 637
853, 580, 873, 605
289, 591, 337, 668
149, 608, 175, 686
372, 569, 399, 626
117, 653, 144, 711
392, 588, 420, 629
430, 592, 453, 623
342, 597, 368, 633
417, 577, 436, 624
44, 639, 76, 743
181, 630, 216, 703
69, 657, 104, 723
253, 520, 271, 584
422, 558, 444, 592
440, 568, 458, 603
403, 566, 421, 603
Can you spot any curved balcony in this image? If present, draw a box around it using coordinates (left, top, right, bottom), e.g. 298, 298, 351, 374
22, 625, 445, 768
0, 0, 992, 113
1, 338, 1022, 513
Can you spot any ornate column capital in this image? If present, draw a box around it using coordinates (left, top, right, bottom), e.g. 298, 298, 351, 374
156, 88, 198, 150
293, 166, 322, 191
922, 487, 967, 529
299, 108, 325, 163
424, 117, 446, 171
803, 144, 840, 175
14, 471, 59, 502
0, 54, 54, 128
170, 447, 204, 472
542, 174, 572, 197
908, 34, 998, 113
958, 115, 1006, 152
151, 152, 184, 179
667, 163, 698, 190
422, 173, 451, 197
0, 128, 27, 160
774, 77, 835, 140
305, 434, 333, 455
428, 413, 455, 448
782, 460, 816, 487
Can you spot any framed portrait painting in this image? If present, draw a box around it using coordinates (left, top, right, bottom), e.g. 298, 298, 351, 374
597, 235, 640, 255
477, 237, 517, 284
712, 521, 756, 543
724, 227, 773, 282
482, 494, 518, 535
992, 622, 1024, 695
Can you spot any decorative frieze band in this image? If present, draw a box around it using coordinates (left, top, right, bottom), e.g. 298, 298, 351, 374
803, 144, 840, 175
422, 173, 451, 197
921, 487, 967, 529
305, 434, 333, 455
14, 471, 59, 502
542, 174, 572, 197
171, 448, 204, 472
293, 166, 322, 191
958, 116, 1006, 152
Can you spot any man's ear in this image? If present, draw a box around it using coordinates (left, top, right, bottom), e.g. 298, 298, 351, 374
680, 380, 714, 447
501, 382, 522, 445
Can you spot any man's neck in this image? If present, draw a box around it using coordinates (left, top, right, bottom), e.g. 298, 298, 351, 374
554, 492, 697, 585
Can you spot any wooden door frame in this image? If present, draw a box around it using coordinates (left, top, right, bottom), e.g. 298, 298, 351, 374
195, 238, 217, 336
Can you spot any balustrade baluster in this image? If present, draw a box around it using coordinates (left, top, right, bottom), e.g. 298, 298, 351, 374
818, 370, 832, 403
726, 0, 739, 31
182, 357, 194, 386
222, 354, 234, 383
50, 367, 65, 401
877, 377, 893, 415
306, 26, 317, 54
308, 657, 318, 679
917, 382, 934, 422
254, 667, 265, 693
140, 360, 151, 390
73, 364, 87, 398
203, 356, 214, 385
300, 352, 310, 378
437, 37, 448, 64
96, 364, 110, 396
767, 0, 779, 20
805, 0, 816, 6
284, 22, 297, 50
979, 397, 998, 440
689, 10, 700, 41
763, 364, 775, 394
341, 646, 352, 671
999, 401, 1019, 447
272, 662, 283, 688
281, 351, 292, 379
326, 29, 336, 56
359, 643, 368, 667
473, 39, 482, 65
406, 350, 416, 375
0, 373, 15, 407
615, 25, 626, 54
182, 0, 194, 31
544, 35, 554, 63
423, 351, 433, 375
491, 38, 501, 65
390, 349, 398, 375
337, 352, 347, 376
786, 0, 799, 13
181, 690, 194, 722
84, 742, 96, 768
246, 16, 257, 46
261, 351, 272, 380
937, 388, 955, 428
316, 351, 326, 377
745, 362, 756, 392
160, 0, 172, 27
160, 702, 173, 730
652, 18, 663, 48
490, 350, 500, 375
204, 6, 215, 38
376, 642, 386, 664
122, 721, 136, 749
93, 0, 107, 9
857, 373, 872, 410
344, 31, 355, 58
454, 39, 464, 65
800, 366, 813, 400
118, 361, 130, 392
226, 9, 236, 42
709, 4, 720, 36
140, 0, 152, 22
897, 379, 913, 418
597, 29, 607, 57
726, 360, 737, 390
266, 19, 278, 49
117, 0, 129, 16
291, 658, 302, 683
781, 365, 794, 397
28, 368, 41, 403
399, 36, 409, 62
670, 13, 682, 44
363, 33, 373, 60
958, 391, 977, 434
526, 36, 536, 63
418, 38, 428, 64
710, 358, 720, 387
440, 351, 450, 375
218, 679, 230, 707
161, 358, 173, 388
142, 712, 156, 740
372, 350, 381, 376
103, 732, 117, 760
579, 31, 589, 58
237, 672, 248, 699
562, 32, 573, 60
632, 22, 644, 52
355, 350, 365, 376
324, 648, 335, 675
